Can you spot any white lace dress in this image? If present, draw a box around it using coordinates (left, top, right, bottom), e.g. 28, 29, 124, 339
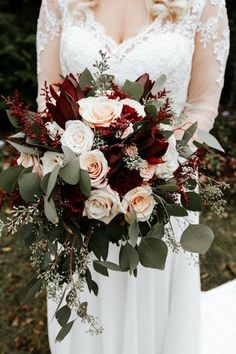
36, 1, 233, 354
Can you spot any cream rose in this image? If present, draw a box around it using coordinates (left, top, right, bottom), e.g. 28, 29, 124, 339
83, 186, 121, 224
78, 96, 123, 128
17, 153, 43, 177
41, 152, 64, 176
122, 186, 156, 223
140, 161, 155, 181
120, 98, 146, 117
60, 120, 94, 155
45, 121, 64, 139
155, 135, 179, 179
79, 150, 109, 188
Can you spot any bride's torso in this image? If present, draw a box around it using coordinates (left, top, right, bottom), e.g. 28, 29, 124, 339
56, 0, 206, 114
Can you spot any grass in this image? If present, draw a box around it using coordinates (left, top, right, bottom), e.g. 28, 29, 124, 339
0, 203, 235, 354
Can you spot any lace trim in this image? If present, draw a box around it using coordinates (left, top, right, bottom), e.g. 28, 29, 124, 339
37, 0, 61, 73
69, 2, 204, 62
214, 29, 230, 85
197, 0, 229, 85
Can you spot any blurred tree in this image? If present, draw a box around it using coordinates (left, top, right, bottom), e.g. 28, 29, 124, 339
0, 0, 40, 128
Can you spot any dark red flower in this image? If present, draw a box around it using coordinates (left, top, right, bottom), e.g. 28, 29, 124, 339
131, 127, 169, 165
59, 184, 87, 218
102, 144, 124, 174
109, 168, 143, 197
121, 104, 143, 124
47, 74, 85, 128
135, 73, 155, 100
107, 82, 130, 100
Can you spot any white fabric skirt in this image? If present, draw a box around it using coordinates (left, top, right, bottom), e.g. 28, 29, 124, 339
47, 215, 204, 354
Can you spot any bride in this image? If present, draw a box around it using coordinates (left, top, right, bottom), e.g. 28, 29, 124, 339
36, 0, 231, 353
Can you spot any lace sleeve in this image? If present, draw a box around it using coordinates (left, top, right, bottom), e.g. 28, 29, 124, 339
182, 0, 229, 135
36, 0, 62, 111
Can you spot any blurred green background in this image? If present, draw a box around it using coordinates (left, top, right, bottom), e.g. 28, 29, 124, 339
0, 1, 235, 353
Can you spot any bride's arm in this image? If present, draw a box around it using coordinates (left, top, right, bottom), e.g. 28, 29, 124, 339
36, 0, 62, 111
181, 0, 230, 137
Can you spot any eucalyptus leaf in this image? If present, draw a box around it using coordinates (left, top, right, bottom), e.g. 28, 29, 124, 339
93, 261, 109, 277
145, 104, 157, 120
59, 158, 80, 185
161, 130, 174, 139
79, 68, 94, 89
91, 280, 99, 296
180, 224, 215, 254
56, 305, 72, 327
122, 80, 144, 101
197, 129, 224, 152
146, 222, 165, 239
49, 288, 67, 325
44, 197, 59, 224
79, 169, 91, 197
9, 132, 25, 139
0, 165, 24, 193
62, 146, 77, 163
151, 74, 167, 95
128, 217, 140, 247
184, 178, 198, 191
40, 173, 50, 195
85, 268, 93, 292
156, 184, 178, 192
6, 110, 20, 128
138, 238, 168, 270
182, 122, 198, 143
119, 243, 139, 271
46, 165, 60, 197
56, 320, 75, 342
89, 226, 109, 260
7, 140, 40, 155
94, 261, 123, 272
181, 192, 202, 211
166, 204, 188, 217
18, 172, 42, 202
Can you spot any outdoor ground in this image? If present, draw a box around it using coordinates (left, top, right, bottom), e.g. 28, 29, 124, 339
0, 202, 235, 354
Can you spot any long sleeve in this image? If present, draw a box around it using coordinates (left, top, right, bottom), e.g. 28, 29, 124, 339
36, 0, 62, 111
182, 0, 230, 136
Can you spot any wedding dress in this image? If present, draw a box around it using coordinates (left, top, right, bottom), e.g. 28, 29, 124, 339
36, 1, 232, 353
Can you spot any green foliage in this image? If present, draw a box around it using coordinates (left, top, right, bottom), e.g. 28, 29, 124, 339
0, 0, 40, 118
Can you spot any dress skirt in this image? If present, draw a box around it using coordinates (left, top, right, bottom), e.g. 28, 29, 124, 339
47, 213, 202, 354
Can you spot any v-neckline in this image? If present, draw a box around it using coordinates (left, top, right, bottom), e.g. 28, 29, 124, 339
85, 7, 161, 49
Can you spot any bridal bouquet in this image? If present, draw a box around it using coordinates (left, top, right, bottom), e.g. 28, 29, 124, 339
0, 52, 226, 340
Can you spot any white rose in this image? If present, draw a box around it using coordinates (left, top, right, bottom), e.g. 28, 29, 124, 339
78, 96, 123, 128
120, 98, 146, 117
155, 135, 179, 179
140, 161, 155, 181
17, 153, 43, 177
60, 120, 94, 155
80, 150, 109, 188
122, 186, 156, 223
41, 152, 64, 176
45, 121, 64, 139
83, 186, 121, 224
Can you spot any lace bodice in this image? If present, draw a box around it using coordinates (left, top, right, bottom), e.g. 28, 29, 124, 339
36, 0, 229, 134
